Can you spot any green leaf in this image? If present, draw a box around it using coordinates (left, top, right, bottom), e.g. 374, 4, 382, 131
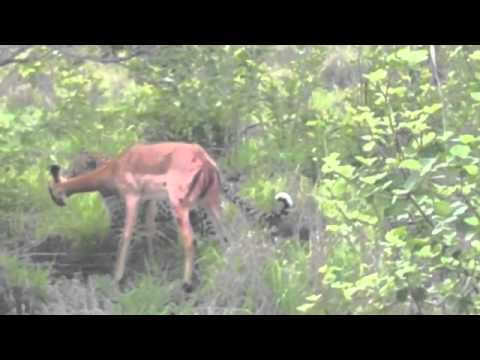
417, 245, 435, 258
420, 158, 437, 177
396, 48, 428, 65
364, 69, 387, 83
439, 131, 455, 142
305, 120, 320, 127
453, 205, 468, 217
360, 172, 388, 185
318, 265, 328, 274
469, 51, 480, 61
465, 217, 479, 226
356, 273, 378, 290
434, 200, 452, 216
399, 159, 422, 171
420, 132, 436, 147
336, 165, 356, 179
355, 156, 377, 167
423, 103, 443, 115
464, 165, 479, 176
363, 141, 376, 152
458, 134, 477, 144
471, 92, 480, 102
472, 240, 480, 252
0, 112, 15, 128
306, 294, 322, 302
385, 227, 407, 247
296, 303, 315, 313
450, 144, 471, 159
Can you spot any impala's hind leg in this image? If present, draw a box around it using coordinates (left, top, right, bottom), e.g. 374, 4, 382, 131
171, 202, 195, 292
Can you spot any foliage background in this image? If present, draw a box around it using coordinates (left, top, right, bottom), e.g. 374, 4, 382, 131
1, 45, 480, 315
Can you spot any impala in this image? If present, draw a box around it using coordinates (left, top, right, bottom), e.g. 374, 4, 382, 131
48, 142, 227, 292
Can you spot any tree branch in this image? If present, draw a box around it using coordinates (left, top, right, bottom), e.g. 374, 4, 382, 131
47, 45, 153, 64
0, 45, 35, 67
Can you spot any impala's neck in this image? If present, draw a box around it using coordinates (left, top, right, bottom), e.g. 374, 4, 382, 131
59, 165, 116, 198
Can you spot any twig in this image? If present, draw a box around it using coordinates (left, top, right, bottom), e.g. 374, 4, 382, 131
429, 45, 448, 136
407, 194, 434, 228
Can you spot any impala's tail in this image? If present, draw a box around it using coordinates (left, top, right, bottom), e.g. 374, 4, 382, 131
184, 162, 222, 205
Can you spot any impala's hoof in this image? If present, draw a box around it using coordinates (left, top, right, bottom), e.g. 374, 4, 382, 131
182, 282, 194, 293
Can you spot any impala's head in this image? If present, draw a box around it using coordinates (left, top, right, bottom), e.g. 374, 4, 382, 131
48, 165, 67, 207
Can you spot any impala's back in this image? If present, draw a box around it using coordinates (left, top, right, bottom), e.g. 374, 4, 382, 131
112, 143, 220, 205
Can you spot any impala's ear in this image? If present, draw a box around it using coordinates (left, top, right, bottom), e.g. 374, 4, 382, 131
49, 165, 62, 183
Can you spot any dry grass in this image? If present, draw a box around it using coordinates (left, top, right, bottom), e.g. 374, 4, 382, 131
0, 198, 327, 315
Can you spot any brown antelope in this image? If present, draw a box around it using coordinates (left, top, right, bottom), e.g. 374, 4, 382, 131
48, 142, 227, 292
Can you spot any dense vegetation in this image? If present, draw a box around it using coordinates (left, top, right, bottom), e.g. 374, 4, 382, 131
1, 45, 480, 315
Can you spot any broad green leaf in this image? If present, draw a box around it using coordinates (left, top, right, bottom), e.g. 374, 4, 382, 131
396, 48, 428, 65
305, 120, 320, 127
432, 224, 446, 236
364, 69, 387, 83
405, 173, 421, 192
469, 51, 480, 61
420, 132, 436, 147
352, 211, 378, 225
306, 294, 322, 302
450, 144, 471, 159
336, 165, 355, 179
465, 233, 476, 242
356, 273, 378, 290
417, 245, 434, 258
420, 158, 437, 177
422, 103, 443, 115
343, 287, 358, 301
355, 156, 377, 167
464, 165, 478, 176
0, 112, 15, 127
434, 200, 452, 216
452, 205, 468, 217
458, 134, 477, 144
439, 131, 455, 141
363, 141, 376, 152
395, 263, 417, 279
318, 265, 328, 274
360, 172, 388, 185
465, 217, 479, 226
399, 159, 422, 171
472, 240, 480, 252
471, 92, 480, 102
296, 303, 315, 313
385, 227, 407, 247
389, 86, 407, 97
310, 89, 337, 111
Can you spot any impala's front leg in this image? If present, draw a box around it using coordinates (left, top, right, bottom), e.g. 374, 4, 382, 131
172, 204, 195, 292
114, 195, 139, 284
